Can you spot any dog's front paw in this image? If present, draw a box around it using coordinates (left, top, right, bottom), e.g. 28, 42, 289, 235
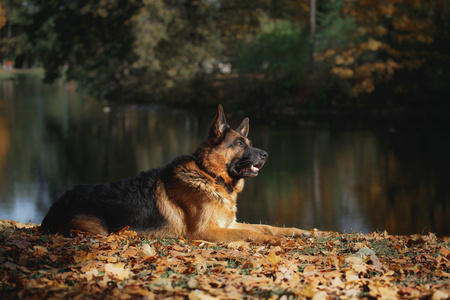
265, 236, 285, 246
279, 228, 311, 239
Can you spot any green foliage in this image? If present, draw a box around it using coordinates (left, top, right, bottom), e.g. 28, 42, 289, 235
31, 0, 141, 97
130, 0, 224, 101
0, 0, 37, 67
234, 18, 311, 105
236, 18, 310, 79
314, 0, 355, 52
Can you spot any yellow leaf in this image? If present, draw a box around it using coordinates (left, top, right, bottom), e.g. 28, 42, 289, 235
33, 246, 48, 257
73, 251, 97, 263
330, 276, 345, 288
104, 262, 131, 281
297, 284, 315, 298
346, 256, 364, 265
138, 243, 156, 257
331, 67, 354, 79
84, 267, 101, 281
433, 290, 450, 300
188, 289, 217, 300
366, 38, 382, 51
122, 287, 153, 297
46, 280, 67, 288
303, 265, 315, 274
346, 255, 368, 274
227, 240, 250, 250
346, 270, 360, 283
266, 250, 281, 266
312, 291, 328, 300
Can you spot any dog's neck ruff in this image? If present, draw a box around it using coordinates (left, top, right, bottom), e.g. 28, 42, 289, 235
193, 159, 234, 195
214, 176, 234, 194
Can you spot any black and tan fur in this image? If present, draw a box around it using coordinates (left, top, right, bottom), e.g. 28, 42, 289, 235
41, 105, 310, 245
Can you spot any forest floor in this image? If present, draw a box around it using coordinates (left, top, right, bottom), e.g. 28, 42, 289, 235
1, 220, 449, 299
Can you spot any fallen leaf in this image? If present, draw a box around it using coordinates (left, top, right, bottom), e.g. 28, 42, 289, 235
191, 240, 216, 247
8, 239, 31, 249
122, 287, 153, 297
346, 270, 360, 283
266, 250, 281, 266
3, 262, 20, 270
432, 290, 450, 300
139, 243, 156, 257
188, 289, 216, 300
355, 247, 376, 257
121, 247, 138, 258
1, 220, 449, 299
227, 241, 250, 250
73, 251, 96, 263
83, 267, 102, 281
104, 262, 131, 280
33, 246, 48, 256
440, 246, 450, 259
120, 230, 138, 238
369, 253, 383, 270
303, 265, 316, 274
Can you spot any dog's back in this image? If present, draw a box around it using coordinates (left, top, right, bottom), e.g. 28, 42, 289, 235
41, 166, 166, 235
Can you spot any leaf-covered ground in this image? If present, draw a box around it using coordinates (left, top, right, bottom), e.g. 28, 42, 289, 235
1, 220, 450, 299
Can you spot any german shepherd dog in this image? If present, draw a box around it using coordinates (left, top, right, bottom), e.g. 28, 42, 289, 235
41, 105, 310, 245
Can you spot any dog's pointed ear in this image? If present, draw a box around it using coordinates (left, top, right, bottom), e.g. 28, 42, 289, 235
209, 104, 227, 139
236, 117, 249, 138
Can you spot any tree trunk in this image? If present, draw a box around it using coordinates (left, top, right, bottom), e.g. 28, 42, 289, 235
310, 0, 316, 38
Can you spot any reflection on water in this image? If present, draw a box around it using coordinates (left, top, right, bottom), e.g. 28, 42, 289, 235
1, 75, 449, 235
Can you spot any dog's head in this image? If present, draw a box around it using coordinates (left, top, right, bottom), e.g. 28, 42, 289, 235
195, 105, 268, 181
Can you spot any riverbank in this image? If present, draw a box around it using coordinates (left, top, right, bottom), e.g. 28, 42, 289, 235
0, 68, 45, 80
0, 69, 448, 131
1, 220, 449, 299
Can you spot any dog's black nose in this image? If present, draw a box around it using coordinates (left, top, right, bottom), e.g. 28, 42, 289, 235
260, 151, 268, 160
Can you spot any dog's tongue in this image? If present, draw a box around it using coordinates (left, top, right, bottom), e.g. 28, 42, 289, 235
250, 165, 260, 172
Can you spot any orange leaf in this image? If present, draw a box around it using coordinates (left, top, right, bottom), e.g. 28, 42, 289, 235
73, 251, 96, 263
440, 246, 450, 259
266, 250, 281, 266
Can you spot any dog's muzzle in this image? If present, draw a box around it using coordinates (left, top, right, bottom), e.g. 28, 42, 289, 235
231, 149, 268, 178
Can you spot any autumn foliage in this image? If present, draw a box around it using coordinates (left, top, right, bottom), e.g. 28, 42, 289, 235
2, 0, 449, 111
314, 0, 440, 98
1, 220, 450, 299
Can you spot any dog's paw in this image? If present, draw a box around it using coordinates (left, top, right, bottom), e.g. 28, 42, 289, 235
278, 228, 312, 239
266, 236, 285, 246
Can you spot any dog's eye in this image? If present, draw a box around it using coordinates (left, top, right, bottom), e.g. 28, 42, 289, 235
235, 139, 245, 146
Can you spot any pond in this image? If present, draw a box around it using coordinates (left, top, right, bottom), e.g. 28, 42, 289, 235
1, 73, 449, 236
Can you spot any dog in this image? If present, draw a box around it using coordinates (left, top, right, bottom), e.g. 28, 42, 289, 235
41, 105, 310, 245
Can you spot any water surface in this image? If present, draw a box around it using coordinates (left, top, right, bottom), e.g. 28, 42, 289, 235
1, 75, 449, 235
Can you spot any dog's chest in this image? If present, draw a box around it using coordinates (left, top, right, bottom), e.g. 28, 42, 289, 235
213, 194, 237, 228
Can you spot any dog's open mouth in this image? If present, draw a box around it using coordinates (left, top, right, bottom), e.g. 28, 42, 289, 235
234, 162, 264, 177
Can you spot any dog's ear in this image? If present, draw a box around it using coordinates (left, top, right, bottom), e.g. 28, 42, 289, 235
236, 118, 249, 138
209, 104, 227, 139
